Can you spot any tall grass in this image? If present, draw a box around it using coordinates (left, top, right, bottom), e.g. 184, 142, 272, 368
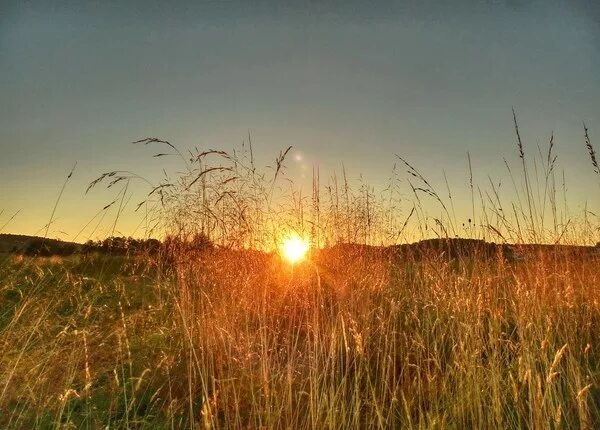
0, 120, 599, 428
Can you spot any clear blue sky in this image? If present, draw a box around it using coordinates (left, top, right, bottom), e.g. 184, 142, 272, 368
1, 1, 599, 239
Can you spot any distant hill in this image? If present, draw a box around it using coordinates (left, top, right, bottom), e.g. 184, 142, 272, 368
320, 238, 600, 262
0, 234, 160, 256
0, 234, 81, 254
1, 234, 597, 259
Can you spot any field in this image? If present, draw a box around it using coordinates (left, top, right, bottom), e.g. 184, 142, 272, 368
1, 241, 599, 429
1, 126, 599, 429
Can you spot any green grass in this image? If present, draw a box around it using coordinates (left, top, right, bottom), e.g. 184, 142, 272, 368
0, 254, 177, 428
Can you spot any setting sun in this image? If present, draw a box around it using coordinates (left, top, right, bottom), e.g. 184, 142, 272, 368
281, 235, 309, 264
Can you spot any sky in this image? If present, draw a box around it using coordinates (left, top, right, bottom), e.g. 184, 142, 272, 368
1, 0, 599, 240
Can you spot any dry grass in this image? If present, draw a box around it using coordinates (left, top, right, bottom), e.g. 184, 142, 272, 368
1, 246, 599, 428
0, 120, 599, 428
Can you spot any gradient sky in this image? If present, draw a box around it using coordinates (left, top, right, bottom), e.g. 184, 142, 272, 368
1, 1, 599, 240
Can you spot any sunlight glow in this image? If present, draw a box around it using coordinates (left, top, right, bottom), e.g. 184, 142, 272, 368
281, 235, 309, 264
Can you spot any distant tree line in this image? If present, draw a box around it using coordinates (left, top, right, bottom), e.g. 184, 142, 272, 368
19, 235, 598, 257
81, 237, 162, 255
20, 233, 215, 257
21, 236, 160, 257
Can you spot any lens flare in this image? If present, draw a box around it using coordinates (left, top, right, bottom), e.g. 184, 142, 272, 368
281, 235, 309, 264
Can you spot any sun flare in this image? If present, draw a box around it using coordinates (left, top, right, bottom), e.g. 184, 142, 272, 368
281, 235, 309, 264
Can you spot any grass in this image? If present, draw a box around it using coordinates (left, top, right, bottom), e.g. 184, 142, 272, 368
0, 118, 599, 428
1, 247, 599, 428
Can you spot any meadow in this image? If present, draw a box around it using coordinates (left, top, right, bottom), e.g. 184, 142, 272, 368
1, 119, 599, 429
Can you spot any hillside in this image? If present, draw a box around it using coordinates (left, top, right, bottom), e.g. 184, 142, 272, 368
320, 238, 600, 262
0, 234, 80, 254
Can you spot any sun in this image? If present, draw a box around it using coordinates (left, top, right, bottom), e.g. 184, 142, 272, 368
281, 235, 309, 264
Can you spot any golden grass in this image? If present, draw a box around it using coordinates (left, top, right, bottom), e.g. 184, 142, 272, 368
0, 118, 599, 428
1, 248, 599, 428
